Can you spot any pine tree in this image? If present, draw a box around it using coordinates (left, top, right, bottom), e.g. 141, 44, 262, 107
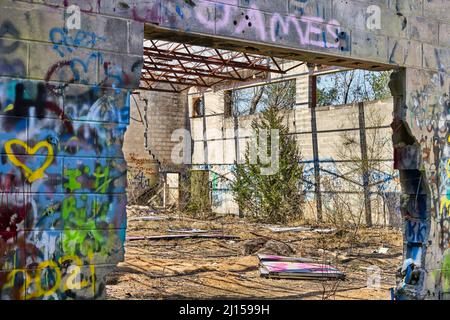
231, 105, 304, 224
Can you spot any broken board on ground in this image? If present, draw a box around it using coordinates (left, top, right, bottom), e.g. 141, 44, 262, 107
167, 228, 219, 234
258, 254, 345, 280
266, 226, 312, 233
265, 226, 336, 234
126, 234, 239, 241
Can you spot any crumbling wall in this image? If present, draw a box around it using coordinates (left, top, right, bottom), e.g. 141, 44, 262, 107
0, 0, 448, 299
391, 67, 450, 299
123, 95, 159, 203
141, 90, 190, 172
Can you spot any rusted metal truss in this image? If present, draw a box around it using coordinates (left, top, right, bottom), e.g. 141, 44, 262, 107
140, 39, 305, 93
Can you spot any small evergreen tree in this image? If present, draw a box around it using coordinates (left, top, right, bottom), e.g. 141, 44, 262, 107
231, 105, 304, 224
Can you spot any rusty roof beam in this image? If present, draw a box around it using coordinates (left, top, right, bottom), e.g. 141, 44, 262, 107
142, 62, 241, 80
271, 57, 283, 73
143, 47, 285, 73
284, 62, 307, 73
141, 76, 210, 88
214, 48, 243, 80
139, 86, 182, 93
140, 40, 305, 92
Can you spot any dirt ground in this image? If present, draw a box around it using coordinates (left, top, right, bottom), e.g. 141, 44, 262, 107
106, 208, 403, 300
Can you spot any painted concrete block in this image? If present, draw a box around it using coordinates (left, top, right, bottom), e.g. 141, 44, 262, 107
29, 43, 99, 85
0, 39, 27, 78
350, 30, 388, 63
288, 0, 333, 21
408, 16, 439, 45
389, 0, 423, 17
424, 0, 450, 23
388, 38, 423, 68
0, 3, 65, 43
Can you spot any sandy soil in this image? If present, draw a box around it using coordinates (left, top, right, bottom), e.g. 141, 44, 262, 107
106, 209, 403, 300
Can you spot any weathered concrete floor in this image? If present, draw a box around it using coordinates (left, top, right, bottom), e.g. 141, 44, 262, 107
106, 211, 402, 300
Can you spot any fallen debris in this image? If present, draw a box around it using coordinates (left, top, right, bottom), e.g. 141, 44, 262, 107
242, 237, 295, 256
375, 247, 390, 254
258, 254, 317, 264
242, 238, 268, 255
266, 226, 337, 234
258, 254, 346, 280
127, 205, 155, 211
313, 228, 336, 234
127, 205, 159, 216
267, 226, 312, 233
317, 249, 353, 263
348, 252, 401, 259
126, 234, 240, 242
257, 240, 295, 256
167, 228, 218, 234
129, 216, 168, 221
109, 210, 402, 300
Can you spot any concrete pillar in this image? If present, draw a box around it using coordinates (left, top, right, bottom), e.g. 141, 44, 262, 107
308, 70, 323, 222
390, 68, 450, 300
0, 0, 144, 299
358, 102, 373, 227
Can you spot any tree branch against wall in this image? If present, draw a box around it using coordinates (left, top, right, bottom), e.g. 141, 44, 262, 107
323, 107, 399, 228
231, 80, 296, 116
317, 70, 392, 107
315, 69, 396, 228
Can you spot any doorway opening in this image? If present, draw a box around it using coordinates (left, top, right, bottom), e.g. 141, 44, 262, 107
113, 24, 403, 300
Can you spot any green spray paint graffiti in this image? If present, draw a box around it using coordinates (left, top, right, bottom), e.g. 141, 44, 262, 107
0, 22, 133, 299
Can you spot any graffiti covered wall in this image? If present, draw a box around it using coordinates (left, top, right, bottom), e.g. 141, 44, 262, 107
0, 0, 448, 299
395, 66, 450, 299
0, 0, 143, 299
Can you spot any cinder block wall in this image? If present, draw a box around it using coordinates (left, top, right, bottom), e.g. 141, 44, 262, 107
123, 89, 190, 202
123, 95, 150, 165
0, 0, 143, 299
142, 90, 190, 172
123, 94, 160, 201
189, 78, 397, 224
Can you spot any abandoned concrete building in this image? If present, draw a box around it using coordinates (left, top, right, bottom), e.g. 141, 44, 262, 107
0, 0, 449, 300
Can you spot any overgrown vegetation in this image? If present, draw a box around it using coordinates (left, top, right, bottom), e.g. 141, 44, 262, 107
179, 170, 214, 219
231, 105, 304, 224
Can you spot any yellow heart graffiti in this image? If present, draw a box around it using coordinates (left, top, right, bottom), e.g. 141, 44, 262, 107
5, 139, 54, 183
